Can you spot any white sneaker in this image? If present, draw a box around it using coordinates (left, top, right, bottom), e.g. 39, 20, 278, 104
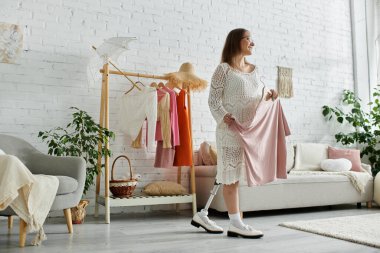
191, 212, 224, 234
227, 224, 263, 238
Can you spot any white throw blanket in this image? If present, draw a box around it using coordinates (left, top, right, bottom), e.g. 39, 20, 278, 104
0, 155, 59, 246
289, 170, 372, 194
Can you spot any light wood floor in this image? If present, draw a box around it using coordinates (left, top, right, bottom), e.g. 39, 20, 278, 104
1, 204, 379, 253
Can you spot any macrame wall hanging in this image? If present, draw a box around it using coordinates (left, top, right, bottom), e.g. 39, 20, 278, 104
277, 66, 293, 98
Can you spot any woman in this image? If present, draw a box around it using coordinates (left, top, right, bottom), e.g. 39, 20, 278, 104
192, 28, 278, 238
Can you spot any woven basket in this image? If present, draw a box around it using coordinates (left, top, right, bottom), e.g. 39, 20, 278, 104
109, 155, 138, 198
71, 199, 89, 224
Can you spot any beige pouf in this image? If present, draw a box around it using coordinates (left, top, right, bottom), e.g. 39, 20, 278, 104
374, 173, 380, 206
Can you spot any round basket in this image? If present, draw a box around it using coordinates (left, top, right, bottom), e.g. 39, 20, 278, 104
109, 155, 138, 198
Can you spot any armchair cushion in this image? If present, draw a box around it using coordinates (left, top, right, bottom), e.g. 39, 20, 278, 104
0, 134, 86, 211
56, 176, 78, 195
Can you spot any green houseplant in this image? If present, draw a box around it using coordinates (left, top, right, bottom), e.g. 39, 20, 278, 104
322, 89, 380, 176
38, 107, 114, 223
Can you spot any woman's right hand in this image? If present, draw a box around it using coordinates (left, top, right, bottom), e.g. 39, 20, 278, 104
223, 113, 235, 126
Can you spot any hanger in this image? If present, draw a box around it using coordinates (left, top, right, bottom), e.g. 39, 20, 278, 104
150, 82, 159, 88
135, 73, 145, 87
258, 76, 273, 101
125, 73, 144, 94
165, 80, 181, 94
259, 76, 266, 86
125, 80, 139, 94
158, 82, 165, 88
135, 80, 145, 87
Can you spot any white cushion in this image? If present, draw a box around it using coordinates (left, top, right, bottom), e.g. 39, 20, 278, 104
286, 144, 295, 172
293, 143, 328, 171
0, 149, 5, 155
320, 158, 352, 172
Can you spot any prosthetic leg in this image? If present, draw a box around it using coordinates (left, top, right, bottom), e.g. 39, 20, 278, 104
190, 181, 224, 233
202, 181, 221, 212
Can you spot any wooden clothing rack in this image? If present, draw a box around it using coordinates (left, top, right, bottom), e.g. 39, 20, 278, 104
94, 62, 197, 224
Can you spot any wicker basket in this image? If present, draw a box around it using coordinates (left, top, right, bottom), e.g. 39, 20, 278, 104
109, 155, 138, 198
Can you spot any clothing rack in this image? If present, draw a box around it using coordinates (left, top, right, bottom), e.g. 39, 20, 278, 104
94, 62, 197, 224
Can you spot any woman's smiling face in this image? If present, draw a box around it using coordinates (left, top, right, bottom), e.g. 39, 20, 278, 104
240, 31, 254, 56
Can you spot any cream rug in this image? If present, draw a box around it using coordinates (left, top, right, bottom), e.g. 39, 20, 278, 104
279, 213, 380, 248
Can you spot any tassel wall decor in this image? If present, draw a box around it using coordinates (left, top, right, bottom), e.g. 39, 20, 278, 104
277, 66, 293, 98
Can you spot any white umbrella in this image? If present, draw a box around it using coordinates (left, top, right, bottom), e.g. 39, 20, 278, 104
94, 37, 136, 63
87, 37, 140, 90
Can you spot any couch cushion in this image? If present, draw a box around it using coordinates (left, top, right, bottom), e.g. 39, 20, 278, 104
262, 174, 351, 185
199, 142, 213, 165
321, 158, 352, 172
293, 143, 328, 171
193, 165, 355, 186
210, 144, 217, 165
328, 146, 363, 172
56, 176, 78, 195
199, 141, 217, 165
143, 181, 188, 196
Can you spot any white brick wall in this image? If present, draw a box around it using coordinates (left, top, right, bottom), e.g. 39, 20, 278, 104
0, 0, 354, 214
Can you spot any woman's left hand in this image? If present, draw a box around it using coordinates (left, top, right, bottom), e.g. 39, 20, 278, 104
265, 89, 278, 101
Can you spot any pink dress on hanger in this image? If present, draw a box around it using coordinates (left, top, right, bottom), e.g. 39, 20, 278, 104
229, 99, 290, 186
154, 87, 180, 168
161, 86, 180, 146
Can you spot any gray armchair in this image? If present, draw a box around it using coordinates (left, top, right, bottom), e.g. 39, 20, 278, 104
0, 134, 86, 246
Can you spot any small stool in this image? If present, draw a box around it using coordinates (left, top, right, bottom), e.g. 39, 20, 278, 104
374, 173, 380, 206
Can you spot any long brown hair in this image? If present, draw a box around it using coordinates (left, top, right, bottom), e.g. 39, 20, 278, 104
221, 28, 248, 65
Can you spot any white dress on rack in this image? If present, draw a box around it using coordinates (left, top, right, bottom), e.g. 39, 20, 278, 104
208, 63, 266, 185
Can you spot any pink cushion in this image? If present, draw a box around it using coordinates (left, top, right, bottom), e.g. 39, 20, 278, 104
199, 142, 217, 166
199, 142, 213, 165
328, 146, 362, 172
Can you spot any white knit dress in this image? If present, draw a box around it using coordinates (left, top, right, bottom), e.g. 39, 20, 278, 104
208, 63, 266, 185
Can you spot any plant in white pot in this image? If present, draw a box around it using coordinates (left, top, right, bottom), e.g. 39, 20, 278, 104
38, 107, 114, 223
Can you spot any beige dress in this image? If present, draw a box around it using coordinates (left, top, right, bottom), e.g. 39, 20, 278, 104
208, 63, 266, 185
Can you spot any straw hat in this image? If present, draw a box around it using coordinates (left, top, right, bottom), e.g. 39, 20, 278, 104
164, 62, 208, 91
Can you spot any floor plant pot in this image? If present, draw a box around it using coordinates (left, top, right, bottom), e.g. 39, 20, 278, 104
71, 200, 89, 224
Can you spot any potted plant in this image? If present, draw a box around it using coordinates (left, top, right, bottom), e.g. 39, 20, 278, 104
38, 107, 114, 223
322, 88, 380, 176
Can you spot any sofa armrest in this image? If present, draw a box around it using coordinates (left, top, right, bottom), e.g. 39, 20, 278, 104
26, 152, 86, 193
361, 163, 373, 176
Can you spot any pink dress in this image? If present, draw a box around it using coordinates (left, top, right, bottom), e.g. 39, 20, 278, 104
230, 99, 290, 186
154, 87, 180, 169
162, 86, 180, 147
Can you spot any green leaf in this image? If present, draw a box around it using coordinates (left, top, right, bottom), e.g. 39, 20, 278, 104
322, 106, 330, 117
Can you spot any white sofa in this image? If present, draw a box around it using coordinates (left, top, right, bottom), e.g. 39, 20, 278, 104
194, 143, 374, 212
